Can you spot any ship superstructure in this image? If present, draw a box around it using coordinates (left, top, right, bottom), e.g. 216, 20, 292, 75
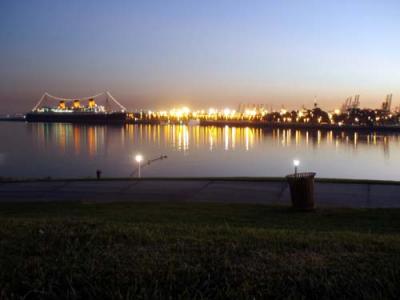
26, 91, 127, 123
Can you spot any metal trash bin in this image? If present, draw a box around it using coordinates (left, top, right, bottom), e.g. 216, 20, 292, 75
286, 172, 316, 211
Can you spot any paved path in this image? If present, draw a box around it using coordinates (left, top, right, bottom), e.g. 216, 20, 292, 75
0, 179, 399, 208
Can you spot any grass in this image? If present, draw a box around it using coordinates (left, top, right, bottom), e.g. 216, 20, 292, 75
0, 202, 399, 299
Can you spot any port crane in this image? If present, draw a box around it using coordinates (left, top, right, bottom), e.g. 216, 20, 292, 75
381, 94, 392, 112
341, 95, 360, 111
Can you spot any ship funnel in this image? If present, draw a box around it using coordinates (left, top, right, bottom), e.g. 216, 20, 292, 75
88, 98, 96, 109
58, 100, 66, 110
73, 100, 80, 109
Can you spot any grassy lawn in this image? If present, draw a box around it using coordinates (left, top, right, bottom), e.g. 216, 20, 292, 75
0, 202, 399, 299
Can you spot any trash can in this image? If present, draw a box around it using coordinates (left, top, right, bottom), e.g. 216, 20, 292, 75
286, 172, 316, 211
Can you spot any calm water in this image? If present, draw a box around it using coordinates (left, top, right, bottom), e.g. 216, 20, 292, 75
0, 122, 399, 180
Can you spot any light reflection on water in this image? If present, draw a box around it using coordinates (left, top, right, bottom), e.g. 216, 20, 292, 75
0, 122, 398, 179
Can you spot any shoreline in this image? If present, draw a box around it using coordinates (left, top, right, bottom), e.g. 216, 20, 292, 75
1, 176, 400, 185
3, 118, 400, 132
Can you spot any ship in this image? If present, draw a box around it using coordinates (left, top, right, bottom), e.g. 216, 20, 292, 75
26, 92, 127, 124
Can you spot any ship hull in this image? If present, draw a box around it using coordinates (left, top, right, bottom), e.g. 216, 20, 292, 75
25, 112, 127, 124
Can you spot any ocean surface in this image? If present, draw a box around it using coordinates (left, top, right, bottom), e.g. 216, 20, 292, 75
0, 122, 399, 180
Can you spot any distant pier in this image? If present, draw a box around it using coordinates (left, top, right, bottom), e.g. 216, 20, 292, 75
126, 118, 400, 133
198, 120, 400, 133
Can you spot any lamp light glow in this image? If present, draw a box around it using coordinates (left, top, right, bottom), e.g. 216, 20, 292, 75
135, 154, 143, 163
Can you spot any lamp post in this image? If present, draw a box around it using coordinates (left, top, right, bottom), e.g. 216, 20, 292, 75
130, 154, 168, 177
293, 159, 300, 175
135, 154, 143, 178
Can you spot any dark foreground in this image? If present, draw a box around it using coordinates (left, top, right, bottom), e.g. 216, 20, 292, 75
0, 202, 399, 299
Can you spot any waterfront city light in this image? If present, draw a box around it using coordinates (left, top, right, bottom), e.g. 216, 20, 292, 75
130, 97, 400, 128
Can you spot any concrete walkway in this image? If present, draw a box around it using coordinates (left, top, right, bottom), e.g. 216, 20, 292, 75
0, 179, 399, 208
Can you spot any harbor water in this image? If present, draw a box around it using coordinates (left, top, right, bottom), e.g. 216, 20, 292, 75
0, 122, 399, 180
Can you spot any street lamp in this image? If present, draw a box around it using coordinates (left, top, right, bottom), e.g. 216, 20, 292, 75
293, 159, 300, 175
135, 154, 143, 178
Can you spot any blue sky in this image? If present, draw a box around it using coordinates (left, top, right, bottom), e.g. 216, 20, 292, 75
0, 0, 399, 112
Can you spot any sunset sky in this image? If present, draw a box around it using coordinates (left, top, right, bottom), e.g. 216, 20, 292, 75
1, 0, 399, 113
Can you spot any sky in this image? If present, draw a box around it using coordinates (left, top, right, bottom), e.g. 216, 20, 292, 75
0, 0, 400, 113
